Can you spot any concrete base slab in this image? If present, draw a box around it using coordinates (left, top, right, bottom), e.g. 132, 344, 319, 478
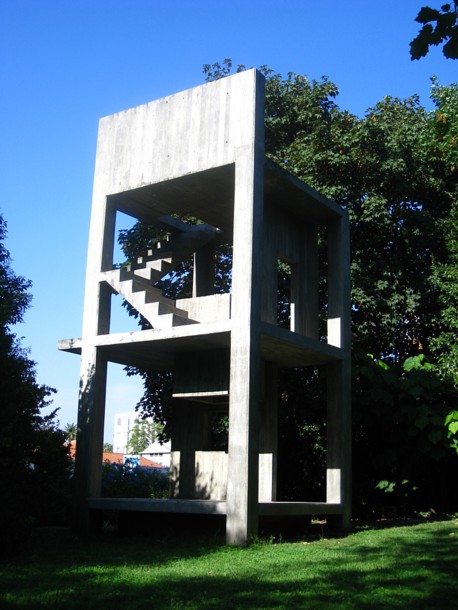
87, 497, 345, 517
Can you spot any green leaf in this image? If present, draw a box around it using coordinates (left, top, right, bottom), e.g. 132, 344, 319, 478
448, 421, 458, 434
445, 410, 458, 426
376, 480, 396, 493
376, 359, 389, 371
403, 355, 425, 372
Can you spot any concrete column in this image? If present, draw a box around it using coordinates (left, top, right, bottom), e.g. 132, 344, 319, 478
226, 71, 265, 545
326, 215, 351, 528
73, 196, 116, 536
73, 345, 107, 534
170, 400, 207, 499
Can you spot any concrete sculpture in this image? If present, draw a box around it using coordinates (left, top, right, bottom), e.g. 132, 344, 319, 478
59, 69, 351, 545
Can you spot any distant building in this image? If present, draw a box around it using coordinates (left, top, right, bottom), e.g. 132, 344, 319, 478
112, 411, 171, 466
112, 410, 138, 454
68, 439, 166, 469
140, 441, 171, 468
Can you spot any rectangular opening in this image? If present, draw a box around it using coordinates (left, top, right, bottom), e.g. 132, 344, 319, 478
277, 258, 292, 330
277, 365, 327, 502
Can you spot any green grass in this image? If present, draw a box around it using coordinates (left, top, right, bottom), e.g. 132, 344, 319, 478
1, 518, 457, 609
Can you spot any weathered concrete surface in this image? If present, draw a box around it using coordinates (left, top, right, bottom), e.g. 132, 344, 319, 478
60, 68, 351, 545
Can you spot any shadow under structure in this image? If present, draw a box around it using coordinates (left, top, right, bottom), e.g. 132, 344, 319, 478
59, 69, 351, 546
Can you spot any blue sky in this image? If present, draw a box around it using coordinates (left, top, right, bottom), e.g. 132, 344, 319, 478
1, 0, 456, 442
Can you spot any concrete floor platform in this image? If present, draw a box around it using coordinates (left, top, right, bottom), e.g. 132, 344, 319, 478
87, 497, 345, 517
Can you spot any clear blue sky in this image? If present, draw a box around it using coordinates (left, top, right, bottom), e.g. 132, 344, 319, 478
1, 0, 456, 443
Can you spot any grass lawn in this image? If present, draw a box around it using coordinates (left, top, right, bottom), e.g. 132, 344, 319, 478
0, 517, 457, 609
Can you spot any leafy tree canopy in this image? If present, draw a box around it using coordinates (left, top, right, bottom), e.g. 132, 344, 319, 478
64, 422, 77, 441
410, 2, 458, 59
0, 216, 31, 326
0, 213, 71, 550
126, 417, 164, 454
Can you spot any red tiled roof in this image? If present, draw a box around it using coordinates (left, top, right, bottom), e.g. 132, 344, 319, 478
68, 441, 165, 468
103, 451, 124, 463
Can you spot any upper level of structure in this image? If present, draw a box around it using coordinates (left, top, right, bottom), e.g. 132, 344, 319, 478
59, 70, 350, 376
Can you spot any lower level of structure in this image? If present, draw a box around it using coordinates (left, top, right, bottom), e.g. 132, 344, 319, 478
87, 497, 345, 517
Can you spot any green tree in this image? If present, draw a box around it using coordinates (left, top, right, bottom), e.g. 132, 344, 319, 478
410, 2, 458, 60
126, 417, 164, 454
426, 80, 458, 381
0, 213, 71, 551
353, 353, 458, 513
103, 442, 114, 452
64, 422, 77, 441
257, 66, 458, 508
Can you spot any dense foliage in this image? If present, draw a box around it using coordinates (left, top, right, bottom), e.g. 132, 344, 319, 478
410, 2, 458, 60
126, 417, 164, 454
428, 80, 458, 380
353, 353, 458, 513
101, 461, 168, 498
119, 62, 458, 515
0, 214, 72, 551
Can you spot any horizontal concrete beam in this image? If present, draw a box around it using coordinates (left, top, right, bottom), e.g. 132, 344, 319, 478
60, 320, 343, 370
87, 497, 344, 517
258, 502, 344, 516
87, 497, 227, 515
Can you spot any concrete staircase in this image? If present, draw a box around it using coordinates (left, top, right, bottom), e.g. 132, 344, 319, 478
102, 267, 196, 329
102, 217, 220, 329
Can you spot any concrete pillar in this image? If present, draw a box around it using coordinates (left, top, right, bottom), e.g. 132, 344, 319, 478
170, 400, 207, 499
73, 192, 116, 536
326, 215, 351, 528
73, 346, 107, 534
226, 71, 265, 545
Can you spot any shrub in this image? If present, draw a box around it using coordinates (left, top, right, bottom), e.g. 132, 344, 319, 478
101, 461, 169, 499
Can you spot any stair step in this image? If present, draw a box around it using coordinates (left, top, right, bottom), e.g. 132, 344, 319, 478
104, 269, 164, 303
144, 300, 190, 319
144, 258, 173, 274
144, 252, 172, 264
126, 257, 173, 282
119, 269, 153, 292
101, 268, 199, 330
129, 267, 160, 282
147, 312, 198, 329
129, 223, 220, 277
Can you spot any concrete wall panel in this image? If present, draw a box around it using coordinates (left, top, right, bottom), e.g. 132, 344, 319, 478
93, 70, 261, 197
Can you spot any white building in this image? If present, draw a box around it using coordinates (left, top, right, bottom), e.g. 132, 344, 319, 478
113, 410, 137, 454
113, 411, 171, 467
140, 441, 171, 468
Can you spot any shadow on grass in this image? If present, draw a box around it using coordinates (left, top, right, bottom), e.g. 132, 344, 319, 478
1, 518, 457, 609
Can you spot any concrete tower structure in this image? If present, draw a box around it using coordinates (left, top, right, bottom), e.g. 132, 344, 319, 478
59, 69, 351, 545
